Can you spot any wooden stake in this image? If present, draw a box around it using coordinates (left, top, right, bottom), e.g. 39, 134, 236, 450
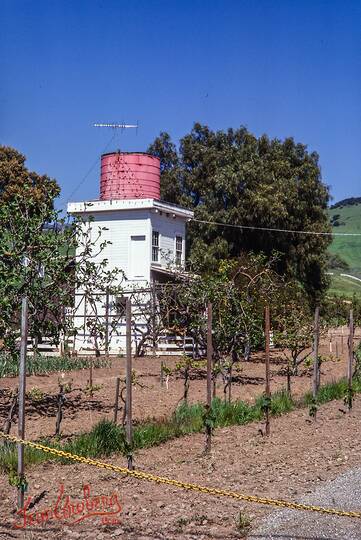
228, 363, 232, 403
104, 287, 110, 356
55, 385, 65, 436
213, 355, 217, 398
265, 305, 271, 436
88, 356, 93, 395
17, 296, 28, 509
113, 377, 121, 424
347, 309, 354, 411
205, 302, 213, 453
312, 306, 320, 400
160, 360, 164, 387
126, 298, 133, 470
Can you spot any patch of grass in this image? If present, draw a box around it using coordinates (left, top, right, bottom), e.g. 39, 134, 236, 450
65, 419, 126, 458
303, 377, 361, 406
0, 441, 51, 476
327, 202, 361, 276
0, 353, 111, 378
269, 390, 295, 415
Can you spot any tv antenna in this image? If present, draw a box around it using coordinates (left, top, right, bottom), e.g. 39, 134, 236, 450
94, 122, 138, 150
94, 122, 138, 131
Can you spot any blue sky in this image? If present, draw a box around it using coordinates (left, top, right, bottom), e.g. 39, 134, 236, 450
1, 0, 360, 211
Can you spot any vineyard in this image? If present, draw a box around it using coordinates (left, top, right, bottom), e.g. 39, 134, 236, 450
1, 315, 361, 538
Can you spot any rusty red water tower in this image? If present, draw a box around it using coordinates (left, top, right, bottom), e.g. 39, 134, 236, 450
100, 152, 161, 201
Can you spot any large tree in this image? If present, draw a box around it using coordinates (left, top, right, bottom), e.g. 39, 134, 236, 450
0, 146, 59, 210
148, 124, 331, 300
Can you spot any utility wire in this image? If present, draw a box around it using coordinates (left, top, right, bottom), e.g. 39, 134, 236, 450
192, 218, 361, 237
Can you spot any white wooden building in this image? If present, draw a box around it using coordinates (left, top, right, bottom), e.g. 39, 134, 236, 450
67, 151, 194, 354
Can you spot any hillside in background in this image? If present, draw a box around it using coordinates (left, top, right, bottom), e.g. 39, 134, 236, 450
327, 199, 361, 297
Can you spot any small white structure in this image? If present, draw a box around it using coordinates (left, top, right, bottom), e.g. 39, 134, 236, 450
67, 151, 193, 354
67, 198, 193, 286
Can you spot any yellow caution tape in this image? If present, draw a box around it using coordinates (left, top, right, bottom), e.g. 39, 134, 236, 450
1, 431, 360, 519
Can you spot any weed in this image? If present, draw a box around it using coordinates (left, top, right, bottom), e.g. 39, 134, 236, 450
193, 514, 208, 525
83, 383, 103, 396
236, 510, 252, 536
175, 517, 188, 530
26, 387, 44, 402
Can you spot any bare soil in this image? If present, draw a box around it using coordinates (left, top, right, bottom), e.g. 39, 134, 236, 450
1, 393, 361, 539
0, 332, 358, 441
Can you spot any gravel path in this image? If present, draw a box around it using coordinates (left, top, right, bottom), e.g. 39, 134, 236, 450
249, 466, 361, 540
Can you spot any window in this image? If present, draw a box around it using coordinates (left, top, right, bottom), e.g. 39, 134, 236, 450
175, 236, 183, 265
152, 230, 159, 262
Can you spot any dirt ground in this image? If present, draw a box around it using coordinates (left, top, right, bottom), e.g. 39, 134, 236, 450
1, 393, 361, 539
0, 331, 359, 441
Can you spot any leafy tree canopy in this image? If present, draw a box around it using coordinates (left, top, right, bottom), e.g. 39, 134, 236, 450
148, 123, 331, 300
0, 146, 59, 211
0, 146, 123, 356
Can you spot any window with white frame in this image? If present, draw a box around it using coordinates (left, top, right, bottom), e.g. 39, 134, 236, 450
175, 235, 183, 265
152, 230, 159, 262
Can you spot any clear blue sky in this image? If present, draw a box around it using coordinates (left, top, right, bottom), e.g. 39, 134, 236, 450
1, 0, 360, 211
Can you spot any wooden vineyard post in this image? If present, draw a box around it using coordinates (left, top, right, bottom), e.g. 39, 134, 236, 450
228, 363, 232, 403
88, 356, 93, 396
126, 298, 133, 470
312, 306, 320, 400
347, 309, 354, 411
113, 376, 121, 423
264, 305, 271, 436
205, 302, 213, 453
104, 287, 110, 357
151, 282, 157, 356
17, 296, 29, 509
160, 360, 164, 387
213, 358, 217, 399
55, 385, 65, 436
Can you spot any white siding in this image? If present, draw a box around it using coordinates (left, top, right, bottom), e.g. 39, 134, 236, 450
76, 209, 151, 283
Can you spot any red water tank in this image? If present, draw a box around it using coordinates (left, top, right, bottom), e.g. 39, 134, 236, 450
100, 152, 161, 200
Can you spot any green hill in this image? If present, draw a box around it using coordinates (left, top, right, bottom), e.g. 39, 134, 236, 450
327, 199, 361, 297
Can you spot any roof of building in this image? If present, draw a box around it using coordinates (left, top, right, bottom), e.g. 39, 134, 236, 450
67, 198, 194, 219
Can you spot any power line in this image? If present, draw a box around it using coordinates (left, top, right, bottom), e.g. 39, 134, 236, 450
191, 218, 361, 237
